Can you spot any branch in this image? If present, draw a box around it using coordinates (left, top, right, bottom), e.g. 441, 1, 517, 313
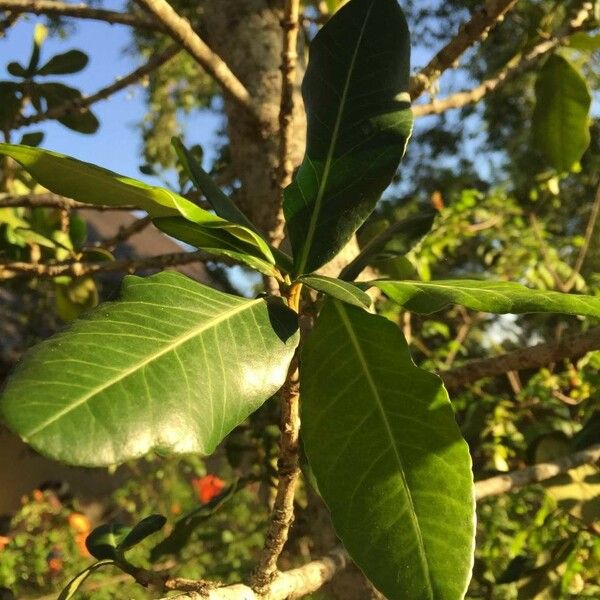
15, 45, 180, 129
99, 215, 152, 249
0, 193, 136, 211
134, 0, 261, 127
0, 251, 216, 280
0, 0, 163, 32
441, 327, 600, 392
413, 1, 594, 117
253, 284, 303, 588
161, 548, 348, 600
409, 0, 519, 100
272, 0, 301, 247
475, 444, 600, 499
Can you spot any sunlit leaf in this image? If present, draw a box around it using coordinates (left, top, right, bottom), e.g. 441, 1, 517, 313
299, 274, 372, 308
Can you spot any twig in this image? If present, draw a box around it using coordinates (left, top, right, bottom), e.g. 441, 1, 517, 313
253, 283, 303, 588
0, 0, 163, 31
441, 327, 600, 392
565, 181, 600, 291
98, 215, 152, 249
0, 193, 136, 211
0, 250, 216, 280
0, 10, 19, 35
160, 548, 348, 600
272, 0, 301, 248
133, 0, 261, 127
410, 0, 519, 100
15, 45, 180, 129
475, 444, 600, 499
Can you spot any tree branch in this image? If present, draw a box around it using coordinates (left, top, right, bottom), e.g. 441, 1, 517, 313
0, 251, 216, 280
99, 215, 153, 250
0, 0, 163, 32
410, 0, 519, 100
15, 44, 180, 129
161, 548, 348, 600
272, 0, 301, 247
441, 327, 600, 392
133, 0, 261, 127
475, 444, 600, 499
0, 193, 136, 211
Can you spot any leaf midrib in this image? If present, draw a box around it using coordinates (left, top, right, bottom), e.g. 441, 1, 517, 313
334, 301, 434, 597
24, 298, 261, 438
296, 0, 376, 274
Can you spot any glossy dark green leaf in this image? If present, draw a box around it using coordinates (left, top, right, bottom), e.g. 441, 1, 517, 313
299, 274, 372, 308
340, 211, 436, 281
284, 0, 413, 274
7, 61, 28, 78
19, 131, 44, 147
302, 301, 475, 600
86, 523, 131, 560
57, 560, 114, 600
0, 271, 299, 466
120, 514, 167, 550
38, 49, 89, 75
370, 279, 600, 317
154, 217, 280, 277
532, 55, 591, 172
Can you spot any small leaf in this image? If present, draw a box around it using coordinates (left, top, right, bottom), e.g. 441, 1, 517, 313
86, 523, 131, 560
0, 271, 299, 466
370, 279, 600, 318
299, 274, 372, 308
58, 109, 100, 135
568, 32, 600, 51
284, 0, 413, 274
19, 131, 44, 147
532, 55, 591, 172
340, 211, 436, 281
302, 301, 475, 600
57, 560, 114, 600
120, 514, 167, 550
38, 49, 89, 75
7, 61, 28, 78
0, 82, 21, 129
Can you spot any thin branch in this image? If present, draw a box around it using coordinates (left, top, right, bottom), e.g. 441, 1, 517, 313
0, 193, 136, 211
0, 251, 216, 280
0, 0, 163, 31
410, 0, 519, 100
134, 0, 261, 127
565, 180, 600, 291
475, 444, 600, 499
0, 10, 19, 35
413, 1, 594, 117
15, 45, 181, 129
272, 0, 301, 248
160, 548, 348, 600
253, 283, 303, 588
98, 215, 153, 250
441, 327, 600, 392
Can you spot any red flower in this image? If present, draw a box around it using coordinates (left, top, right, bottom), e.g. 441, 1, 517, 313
192, 475, 225, 504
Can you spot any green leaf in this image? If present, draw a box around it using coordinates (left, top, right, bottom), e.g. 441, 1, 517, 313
301, 301, 475, 600
86, 523, 131, 560
0, 144, 278, 270
568, 32, 600, 51
340, 211, 436, 281
120, 514, 167, 550
57, 560, 114, 600
19, 131, 44, 147
532, 54, 591, 172
171, 137, 255, 230
299, 274, 372, 308
0, 82, 21, 129
370, 279, 600, 317
0, 271, 299, 466
154, 217, 281, 277
284, 0, 413, 275
7, 61, 28, 77
38, 49, 89, 75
